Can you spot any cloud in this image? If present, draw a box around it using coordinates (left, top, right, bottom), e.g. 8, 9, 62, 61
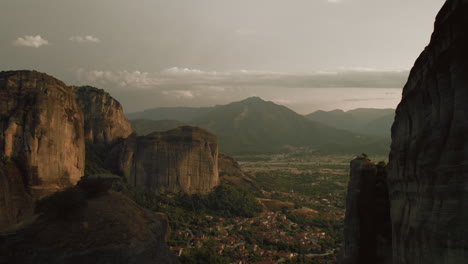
13, 35, 49, 48
69, 35, 100, 43
73, 67, 405, 113
344, 97, 395, 102
161, 90, 195, 99
75, 68, 161, 88
75, 67, 409, 91
235, 29, 256, 36
162, 67, 207, 75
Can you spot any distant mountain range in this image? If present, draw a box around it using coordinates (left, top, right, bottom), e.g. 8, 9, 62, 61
305, 108, 395, 138
127, 106, 213, 123
127, 97, 391, 155
130, 119, 186, 135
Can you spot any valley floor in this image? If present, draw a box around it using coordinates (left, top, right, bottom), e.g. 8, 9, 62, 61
143, 152, 387, 264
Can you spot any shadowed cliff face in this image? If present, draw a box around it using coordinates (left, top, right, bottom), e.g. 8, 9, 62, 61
0, 71, 85, 229
0, 161, 33, 229
0, 180, 180, 264
74, 86, 132, 145
340, 157, 392, 264
388, 0, 468, 263
111, 126, 219, 194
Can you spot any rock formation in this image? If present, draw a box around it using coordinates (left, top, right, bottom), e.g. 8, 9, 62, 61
0, 71, 85, 188
339, 157, 391, 264
0, 177, 180, 264
0, 160, 33, 229
74, 86, 132, 145
0, 71, 85, 229
387, 0, 468, 262
341, 1, 468, 263
218, 152, 259, 190
110, 126, 219, 194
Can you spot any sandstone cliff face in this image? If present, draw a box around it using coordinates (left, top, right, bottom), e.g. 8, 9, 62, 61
340, 157, 391, 264
387, 0, 468, 263
74, 86, 132, 145
111, 126, 219, 194
0, 161, 33, 229
0, 71, 85, 229
0, 181, 180, 264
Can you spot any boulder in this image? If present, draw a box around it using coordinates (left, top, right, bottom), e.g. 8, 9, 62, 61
0, 184, 180, 264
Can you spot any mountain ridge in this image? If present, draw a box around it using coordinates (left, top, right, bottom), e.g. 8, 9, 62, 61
128, 97, 390, 155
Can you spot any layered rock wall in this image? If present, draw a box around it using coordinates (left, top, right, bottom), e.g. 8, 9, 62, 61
111, 126, 219, 194
0, 161, 33, 229
0, 71, 85, 197
387, 0, 468, 263
74, 86, 132, 145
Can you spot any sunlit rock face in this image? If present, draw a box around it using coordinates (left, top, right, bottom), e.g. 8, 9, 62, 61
388, 0, 468, 263
74, 86, 132, 145
111, 126, 219, 194
340, 157, 392, 264
0, 71, 85, 229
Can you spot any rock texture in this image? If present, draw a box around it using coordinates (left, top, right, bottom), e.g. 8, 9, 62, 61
0, 71, 85, 229
218, 153, 259, 190
74, 86, 132, 145
0, 161, 33, 229
339, 157, 392, 264
0, 181, 180, 264
387, 0, 468, 263
111, 126, 219, 194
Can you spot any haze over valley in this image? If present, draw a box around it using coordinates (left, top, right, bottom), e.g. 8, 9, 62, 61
3, 1, 468, 264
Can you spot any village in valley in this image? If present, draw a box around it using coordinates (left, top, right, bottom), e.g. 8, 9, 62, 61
161, 152, 386, 263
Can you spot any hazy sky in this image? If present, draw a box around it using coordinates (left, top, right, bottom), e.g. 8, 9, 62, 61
0, 0, 446, 113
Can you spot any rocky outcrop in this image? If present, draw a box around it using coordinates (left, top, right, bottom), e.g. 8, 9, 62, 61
339, 157, 391, 264
0, 178, 180, 264
218, 153, 259, 190
74, 86, 132, 145
0, 161, 33, 229
0, 71, 85, 229
341, 1, 468, 263
218, 153, 244, 178
110, 126, 219, 194
0, 71, 85, 188
387, 0, 468, 263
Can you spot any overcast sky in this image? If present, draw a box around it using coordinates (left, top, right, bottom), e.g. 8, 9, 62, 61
0, 0, 446, 113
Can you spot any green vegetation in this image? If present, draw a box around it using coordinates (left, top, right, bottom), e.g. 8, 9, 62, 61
179, 239, 231, 264
127, 98, 390, 155
121, 152, 370, 263
125, 184, 263, 224
305, 108, 394, 138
